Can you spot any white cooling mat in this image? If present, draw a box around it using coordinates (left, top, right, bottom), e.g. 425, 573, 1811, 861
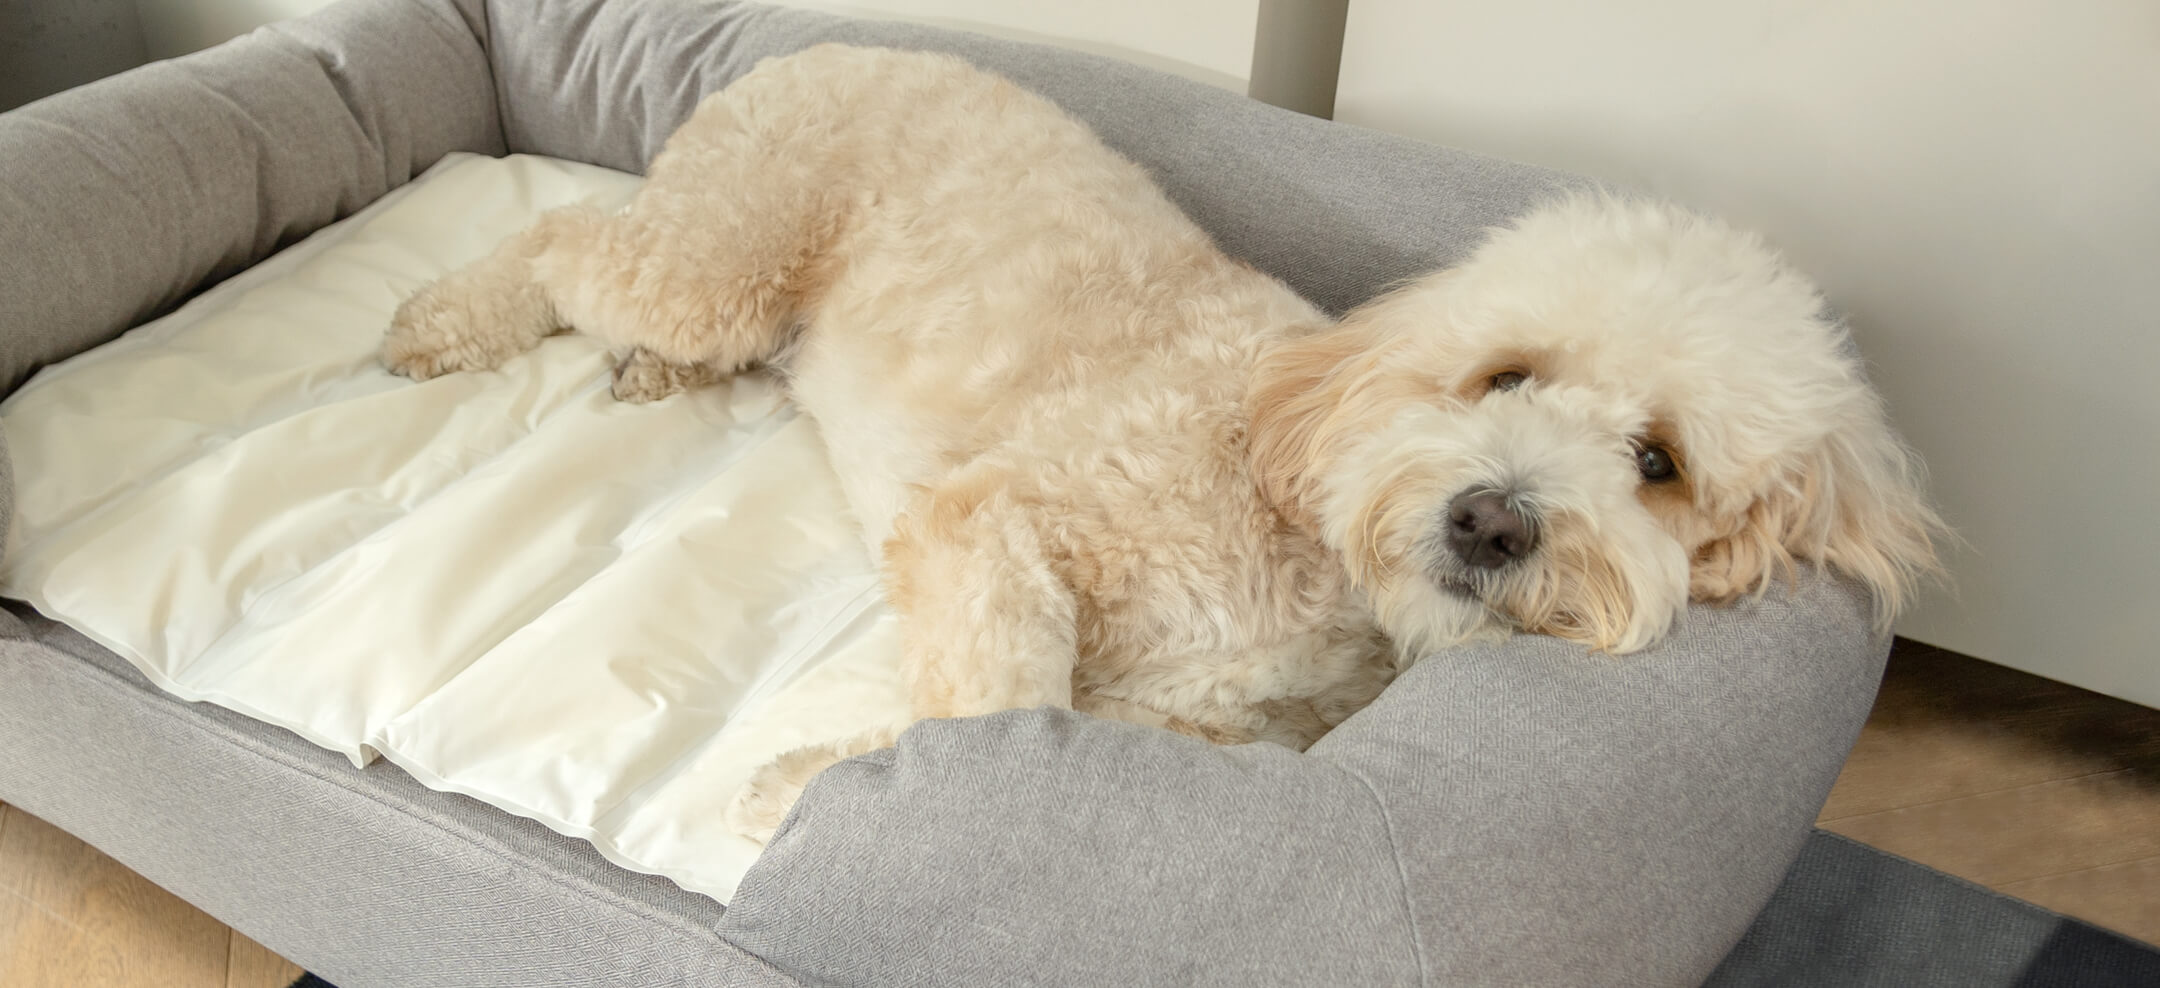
0, 153, 913, 902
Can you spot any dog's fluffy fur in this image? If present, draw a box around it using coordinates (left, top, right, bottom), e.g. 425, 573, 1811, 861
383, 45, 1943, 842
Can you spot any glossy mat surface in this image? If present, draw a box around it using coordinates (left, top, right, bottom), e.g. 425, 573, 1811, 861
0, 153, 911, 902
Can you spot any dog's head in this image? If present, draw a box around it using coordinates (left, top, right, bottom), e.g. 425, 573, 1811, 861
1248, 195, 1944, 656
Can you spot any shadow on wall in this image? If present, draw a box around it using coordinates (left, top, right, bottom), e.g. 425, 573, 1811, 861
0, 0, 150, 112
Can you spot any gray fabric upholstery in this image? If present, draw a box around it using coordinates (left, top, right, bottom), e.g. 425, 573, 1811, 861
0, 593, 1883, 988
0, 0, 500, 395
1710, 829, 2160, 986
0, 608, 786, 988
0, 0, 1896, 984
0, 0, 150, 112
1709, 830, 2054, 986
722, 575, 1882, 986
482, 0, 1580, 316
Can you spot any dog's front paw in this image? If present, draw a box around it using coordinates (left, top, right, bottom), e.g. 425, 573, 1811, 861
726, 745, 844, 845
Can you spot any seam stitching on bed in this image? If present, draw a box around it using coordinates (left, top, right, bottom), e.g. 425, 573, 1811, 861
1342, 763, 1432, 987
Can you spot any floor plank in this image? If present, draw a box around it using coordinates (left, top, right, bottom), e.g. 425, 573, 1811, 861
1821, 769, 2160, 886
0, 803, 230, 988
229, 929, 307, 988
1820, 638, 2160, 944
1820, 639, 2160, 820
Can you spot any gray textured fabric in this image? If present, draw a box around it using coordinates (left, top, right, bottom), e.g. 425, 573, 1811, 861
0, 0, 501, 396
0, 0, 150, 112
729, 714, 1423, 986
486, 5, 1884, 981
722, 574, 1884, 986
483, 0, 1582, 316
1711, 830, 2160, 986
0, 426, 11, 603
0, 597, 1875, 988
0, 607, 788, 988
0, 0, 1896, 984
1712, 830, 2052, 985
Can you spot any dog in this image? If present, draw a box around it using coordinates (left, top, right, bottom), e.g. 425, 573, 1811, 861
382, 44, 1944, 843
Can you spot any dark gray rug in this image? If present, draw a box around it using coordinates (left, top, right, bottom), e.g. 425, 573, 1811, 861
1709, 829, 2159, 986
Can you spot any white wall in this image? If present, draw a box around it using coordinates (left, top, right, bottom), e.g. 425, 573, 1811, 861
1336, 0, 2160, 706
135, 0, 337, 59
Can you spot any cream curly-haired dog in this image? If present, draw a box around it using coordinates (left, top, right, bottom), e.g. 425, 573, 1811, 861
383, 44, 1942, 841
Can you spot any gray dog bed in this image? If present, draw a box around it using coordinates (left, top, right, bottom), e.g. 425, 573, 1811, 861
0, 1, 1908, 984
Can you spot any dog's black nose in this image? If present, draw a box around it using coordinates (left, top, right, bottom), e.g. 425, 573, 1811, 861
1445, 491, 1538, 569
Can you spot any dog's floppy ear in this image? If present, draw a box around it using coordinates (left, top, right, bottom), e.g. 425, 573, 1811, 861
1691, 409, 1946, 630
1245, 321, 1397, 538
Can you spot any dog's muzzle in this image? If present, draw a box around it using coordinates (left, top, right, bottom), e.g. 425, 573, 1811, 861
1444, 490, 1538, 569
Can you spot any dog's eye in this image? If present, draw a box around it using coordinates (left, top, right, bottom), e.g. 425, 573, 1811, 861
1634, 442, 1678, 483
1489, 371, 1528, 393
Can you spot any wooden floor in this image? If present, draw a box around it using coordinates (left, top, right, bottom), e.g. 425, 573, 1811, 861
1816, 638, 2160, 945
0, 639, 2153, 982
0, 802, 303, 987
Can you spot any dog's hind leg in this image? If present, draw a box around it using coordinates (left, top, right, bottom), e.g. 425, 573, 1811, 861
386, 165, 834, 392
520, 87, 873, 396
390, 51, 890, 390
520, 190, 825, 386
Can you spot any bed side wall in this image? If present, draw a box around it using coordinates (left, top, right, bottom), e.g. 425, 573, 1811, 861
0, 0, 501, 398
